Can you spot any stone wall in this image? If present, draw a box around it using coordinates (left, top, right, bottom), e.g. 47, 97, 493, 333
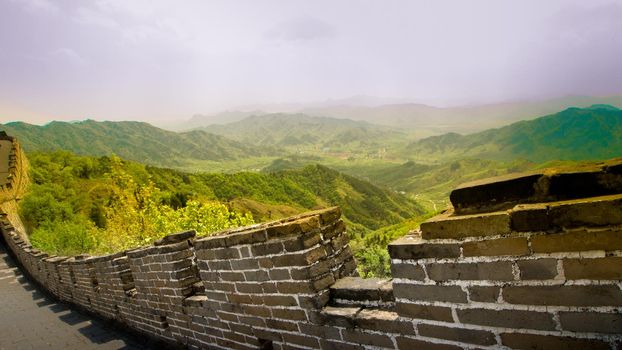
0, 136, 28, 236
387, 164, 622, 350
1, 137, 621, 349
1, 207, 358, 350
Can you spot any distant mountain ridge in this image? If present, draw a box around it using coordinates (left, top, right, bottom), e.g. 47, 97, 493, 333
201, 113, 410, 151
405, 105, 622, 162
184, 95, 622, 135
0, 119, 266, 167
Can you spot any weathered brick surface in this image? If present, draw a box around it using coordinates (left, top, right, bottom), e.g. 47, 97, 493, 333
510, 203, 550, 232
396, 336, 462, 350
426, 261, 514, 281
462, 237, 529, 257
548, 194, 622, 228
390, 263, 425, 280
341, 329, 394, 348
417, 323, 496, 346
450, 172, 543, 214
530, 227, 622, 253
420, 211, 511, 239
395, 302, 454, 322
517, 258, 558, 280
354, 309, 415, 334
559, 311, 622, 334
393, 283, 467, 303
503, 285, 622, 306
500, 333, 611, 350
457, 308, 557, 331
330, 277, 393, 304
563, 257, 622, 280
388, 236, 460, 259
468, 286, 500, 303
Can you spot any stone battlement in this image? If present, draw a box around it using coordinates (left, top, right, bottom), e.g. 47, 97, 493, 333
1, 137, 621, 349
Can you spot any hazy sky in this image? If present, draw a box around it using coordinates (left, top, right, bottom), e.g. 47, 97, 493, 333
1, 0, 622, 124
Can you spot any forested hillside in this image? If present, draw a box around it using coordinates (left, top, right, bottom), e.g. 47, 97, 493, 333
405, 105, 622, 162
202, 113, 409, 153
22, 151, 423, 260
147, 163, 423, 234
0, 120, 268, 167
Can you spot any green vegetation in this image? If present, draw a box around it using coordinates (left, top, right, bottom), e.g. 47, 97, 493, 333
352, 213, 434, 277
22, 152, 254, 255
0, 120, 271, 168
203, 113, 411, 157
404, 105, 622, 163
145, 163, 425, 235
20, 151, 425, 277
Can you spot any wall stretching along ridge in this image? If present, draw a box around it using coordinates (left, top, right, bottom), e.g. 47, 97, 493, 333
1, 136, 622, 350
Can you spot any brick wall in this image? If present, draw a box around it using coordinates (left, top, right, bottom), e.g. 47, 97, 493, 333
387, 168, 622, 349
0, 207, 359, 350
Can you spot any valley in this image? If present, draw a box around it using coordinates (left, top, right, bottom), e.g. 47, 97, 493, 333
3, 103, 622, 276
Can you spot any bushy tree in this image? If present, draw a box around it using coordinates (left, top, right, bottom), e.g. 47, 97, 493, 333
22, 154, 254, 255
29, 217, 99, 256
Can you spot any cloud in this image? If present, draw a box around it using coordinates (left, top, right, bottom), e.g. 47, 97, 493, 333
49, 48, 87, 66
11, 0, 58, 13
74, 6, 119, 29
265, 16, 336, 42
510, 2, 622, 97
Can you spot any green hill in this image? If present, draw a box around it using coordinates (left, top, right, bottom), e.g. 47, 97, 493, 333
23, 150, 424, 236
405, 105, 622, 162
0, 120, 267, 167
147, 163, 424, 234
202, 113, 410, 154
301, 95, 622, 134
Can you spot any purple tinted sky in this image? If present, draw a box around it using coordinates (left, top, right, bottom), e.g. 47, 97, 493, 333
1, 0, 621, 124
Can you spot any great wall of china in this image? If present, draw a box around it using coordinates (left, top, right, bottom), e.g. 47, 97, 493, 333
1, 136, 621, 349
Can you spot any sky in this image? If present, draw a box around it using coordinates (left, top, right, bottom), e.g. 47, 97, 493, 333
1, 0, 622, 124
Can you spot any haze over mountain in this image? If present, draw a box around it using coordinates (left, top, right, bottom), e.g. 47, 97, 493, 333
201, 113, 409, 152
3, 104, 621, 172
184, 95, 622, 135
405, 105, 622, 162
0, 120, 267, 167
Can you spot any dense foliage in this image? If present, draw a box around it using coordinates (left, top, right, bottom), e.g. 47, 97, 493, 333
146, 163, 424, 235
22, 152, 254, 255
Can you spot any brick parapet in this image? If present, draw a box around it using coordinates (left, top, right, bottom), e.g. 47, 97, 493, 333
387, 191, 622, 349
1, 206, 369, 349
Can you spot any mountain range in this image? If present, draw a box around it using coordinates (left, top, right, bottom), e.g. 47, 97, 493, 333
0, 119, 269, 167
185, 95, 622, 135
201, 113, 409, 153
404, 104, 622, 163
3, 104, 621, 167
4, 103, 622, 168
